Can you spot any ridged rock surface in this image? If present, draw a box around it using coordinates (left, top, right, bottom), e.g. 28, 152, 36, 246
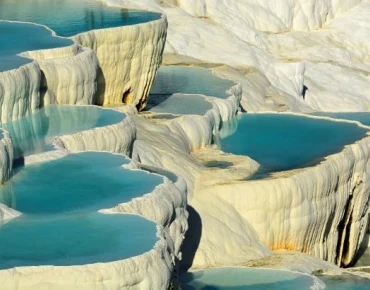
72, 15, 167, 109
0, 63, 41, 123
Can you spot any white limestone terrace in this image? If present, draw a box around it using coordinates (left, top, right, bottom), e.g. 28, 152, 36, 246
101, 0, 370, 274
0, 0, 167, 123
0, 0, 370, 289
0, 151, 188, 290
128, 62, 370, 274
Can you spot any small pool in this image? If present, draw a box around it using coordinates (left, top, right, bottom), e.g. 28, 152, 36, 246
313, 112, 370, 127
180, 268, 317, 290
218, 114, 368, 175
0, 21, 72, 72
146, 94, 213, 115
150, 66, 235, 99
319, 275, 370, 290
0, 152, 163, 214
0, 105, 124, 158
0, 212, 157, 269
0, 0, 160, 37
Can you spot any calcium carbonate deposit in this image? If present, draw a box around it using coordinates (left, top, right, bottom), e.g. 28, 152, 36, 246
1, 0, 370, 289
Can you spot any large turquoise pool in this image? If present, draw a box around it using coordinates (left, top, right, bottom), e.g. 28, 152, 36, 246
180, 268, 317, 290
0, 105, 124, 158
0, 0, 160, 37
218, 114, 368, 175
0, 212, 157, 269
0, 21, 72, 72
0, 152, 162, 214
150, 66, 235, 99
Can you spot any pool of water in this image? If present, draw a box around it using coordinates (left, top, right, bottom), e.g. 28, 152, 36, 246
218, 114, 368, 175
0, 21, 72, 71
0, 0, 160, 37
0, 152, 162, 214
150, 66, 235, 99
319, 275, 370, 290
146, 94, 213, 115
313, 112, 370, 127
180, 268, 317, 290
0, 212, 157, 269
0, 105, 124, 158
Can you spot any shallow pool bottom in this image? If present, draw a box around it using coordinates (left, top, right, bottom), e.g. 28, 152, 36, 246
0, 212, 158, 269
180, 268, 317, 290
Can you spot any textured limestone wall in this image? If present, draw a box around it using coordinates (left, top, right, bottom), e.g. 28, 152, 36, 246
72, 15, 168, 109
0, 62, 41, 123
33, 48, 99, 106
0, 129, 13, 184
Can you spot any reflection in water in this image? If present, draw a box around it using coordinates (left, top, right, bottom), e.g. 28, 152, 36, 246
0, 105, 124, 159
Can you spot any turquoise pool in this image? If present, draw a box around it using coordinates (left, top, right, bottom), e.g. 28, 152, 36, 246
0, 212, 157, 269
0, 152, 162, 214
0, 21, 72, 71
146, 94, 213, 115
0, 0, 160, 37
218, 114, 368, 175
180, 268, 317, 289
150, 66, 235, 99
313, 112, 370, 127
0, 105, 124, 158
